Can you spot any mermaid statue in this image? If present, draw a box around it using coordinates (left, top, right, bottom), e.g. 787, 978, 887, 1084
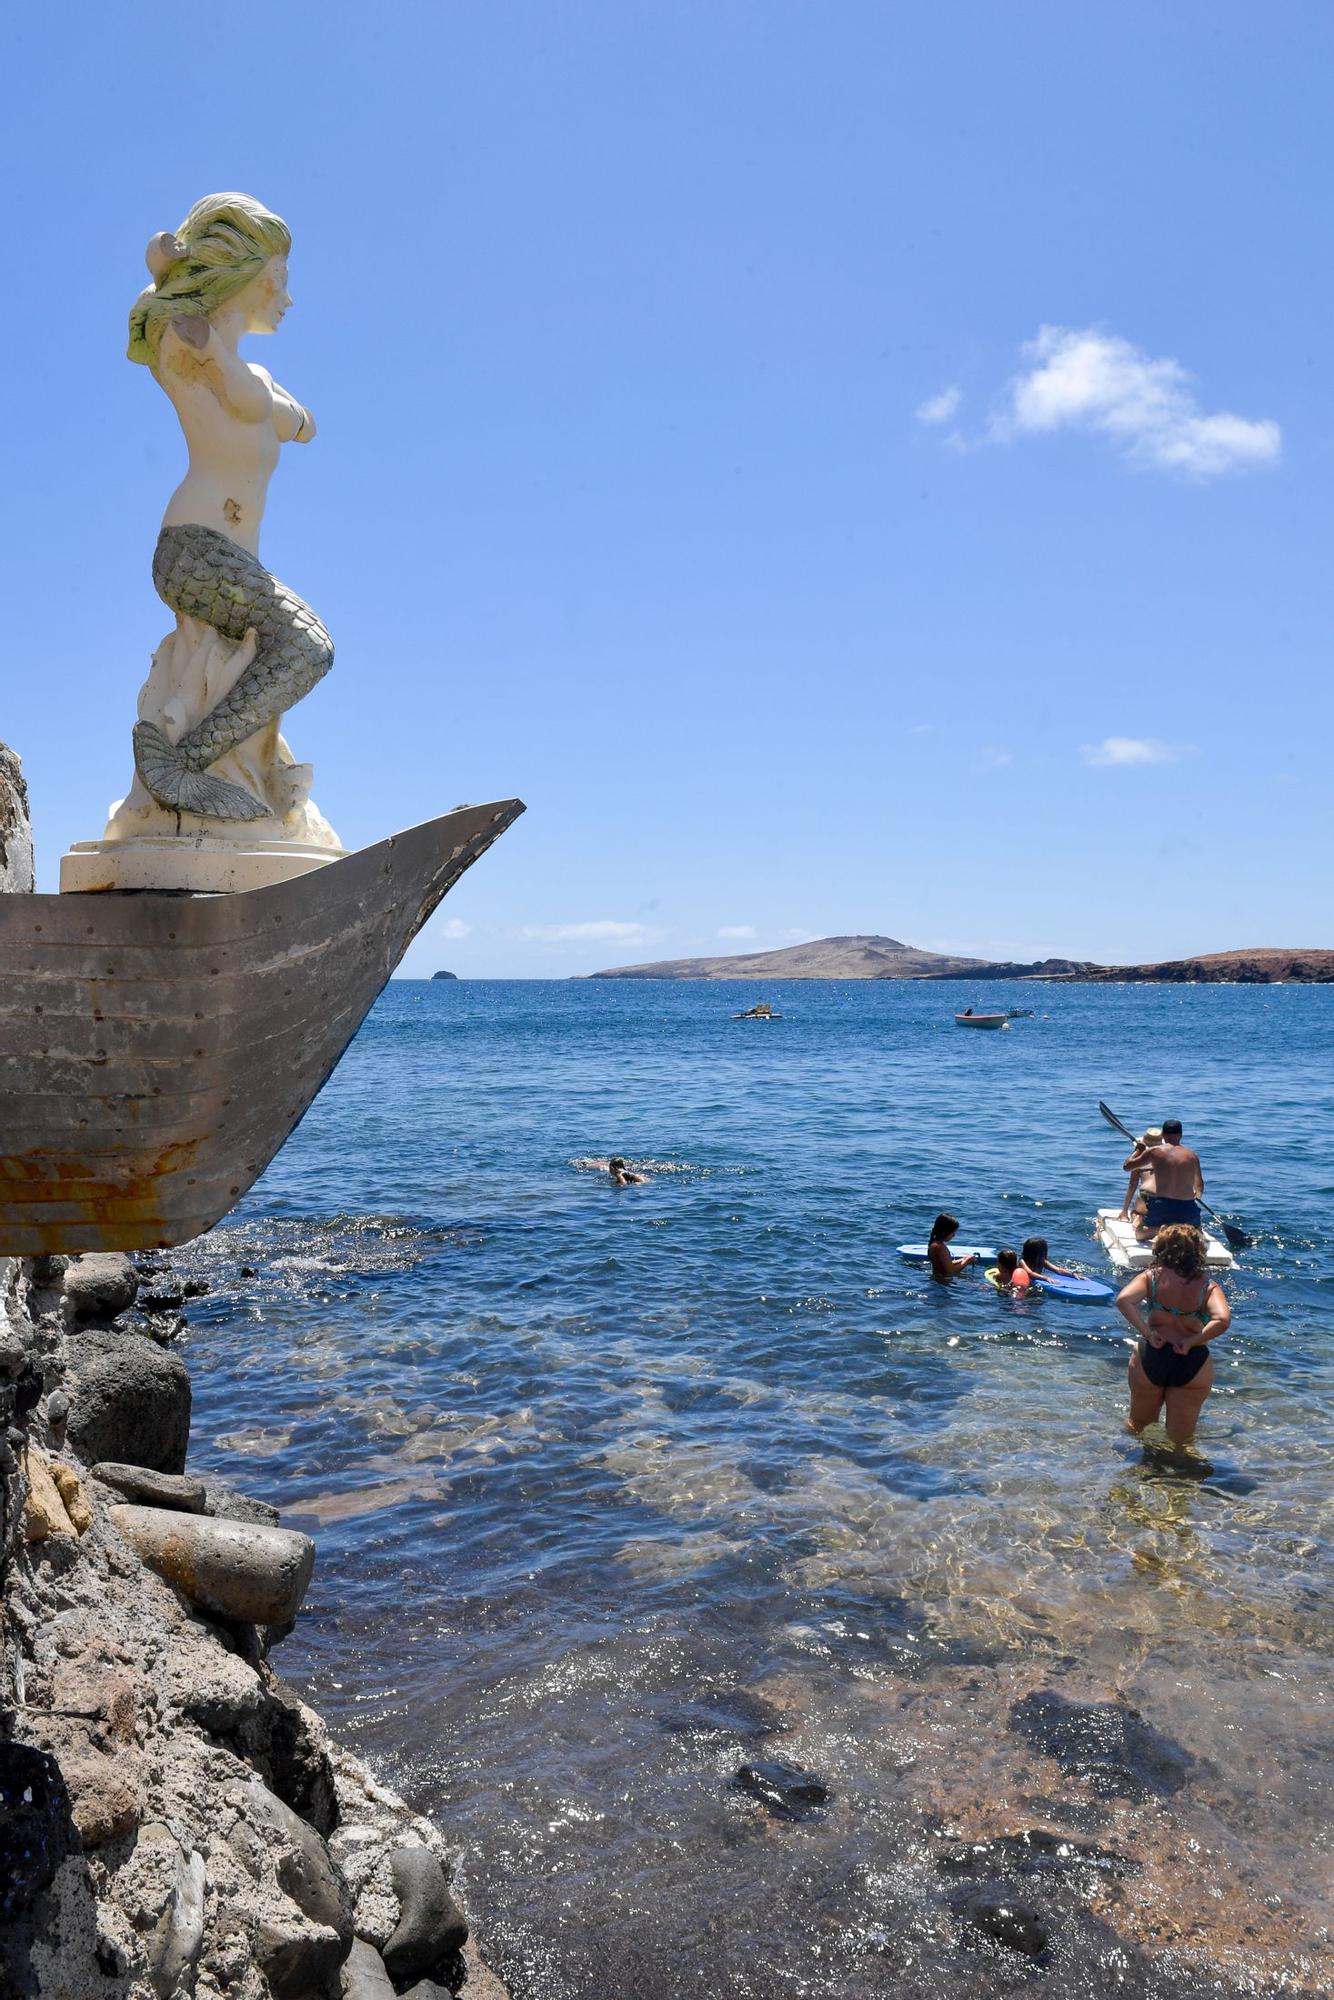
97, 193, 342, 859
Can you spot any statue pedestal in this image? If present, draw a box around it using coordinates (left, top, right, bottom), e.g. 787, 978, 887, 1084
60, 835, 346, 895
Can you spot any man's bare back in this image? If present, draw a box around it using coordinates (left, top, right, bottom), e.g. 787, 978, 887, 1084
1122, 1121, 1204, 1235
1134, 1141, 1202, 1202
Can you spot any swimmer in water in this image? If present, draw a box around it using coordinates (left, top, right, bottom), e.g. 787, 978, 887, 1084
1019, 1236, 1075, 1283
1116, 1223, 1230, 1445
608, 1156, 649, 1186
927, 1213, 977, 1282
988, 1247, 1023, 1291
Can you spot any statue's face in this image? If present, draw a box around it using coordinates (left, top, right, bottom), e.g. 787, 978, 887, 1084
235, 255, 292, 335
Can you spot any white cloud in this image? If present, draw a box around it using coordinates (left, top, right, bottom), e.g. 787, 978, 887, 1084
977, 747, 1012, 768
437, 917, 471, 939
916, 384, 962, 426
1081, 736, 1178, 768
989, 325, 1280, 478
516, 919, 654, 943
717, 925, 757, 940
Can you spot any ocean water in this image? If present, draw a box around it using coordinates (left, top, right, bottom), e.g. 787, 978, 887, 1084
176, 980, 1332, 1998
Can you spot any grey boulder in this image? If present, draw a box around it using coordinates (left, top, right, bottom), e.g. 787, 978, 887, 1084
341, 1938, 396, 1999
383, 1845, 468, 1981
64, 1252, 140, 1321
109, 1505, 315, 1626
66, 1327, 190, 1472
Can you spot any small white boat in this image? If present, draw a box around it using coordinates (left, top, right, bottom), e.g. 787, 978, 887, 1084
734, 1000, 783, 1020
955, 1012, 1009, 1029
1094, 1208, 1236, 1273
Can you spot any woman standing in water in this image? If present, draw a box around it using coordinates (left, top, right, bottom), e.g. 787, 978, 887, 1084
1117, 1224, 1231, 1445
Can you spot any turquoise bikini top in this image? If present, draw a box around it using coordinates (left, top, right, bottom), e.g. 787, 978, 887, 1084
1147, 1273, 1210, 1318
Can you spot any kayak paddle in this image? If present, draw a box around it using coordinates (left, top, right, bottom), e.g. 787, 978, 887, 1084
1098, 1101, 1250, 1250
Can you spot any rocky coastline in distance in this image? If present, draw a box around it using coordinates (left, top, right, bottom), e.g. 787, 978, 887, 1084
589, 934, 1334, 984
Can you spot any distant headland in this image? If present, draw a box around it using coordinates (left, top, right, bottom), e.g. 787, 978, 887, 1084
589, 935, 1334, 984
432, 969, 459, 980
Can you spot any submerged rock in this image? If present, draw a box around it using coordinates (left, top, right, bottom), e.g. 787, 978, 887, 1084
659, 1686, 785, 1741
962, 1889, 1049, 1957
109, 1504, 316, 1626
732, 1759, 831, 1820
1009, 1690, 1193, 1800
936, 1826, 1138, 1883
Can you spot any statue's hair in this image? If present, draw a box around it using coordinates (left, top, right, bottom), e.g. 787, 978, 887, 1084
128, 193, 291, 367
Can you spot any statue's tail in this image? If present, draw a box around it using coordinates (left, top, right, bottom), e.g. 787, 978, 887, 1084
135, 522, 335, 823
132, 720, 270, 822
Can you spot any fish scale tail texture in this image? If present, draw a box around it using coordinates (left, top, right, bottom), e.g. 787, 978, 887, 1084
135, 523, 334, 819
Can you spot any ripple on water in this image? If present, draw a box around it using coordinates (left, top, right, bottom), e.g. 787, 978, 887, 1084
177, 982, 1334, 1999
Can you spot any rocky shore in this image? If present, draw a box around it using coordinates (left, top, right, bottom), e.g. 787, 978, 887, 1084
0, 1251, 507, 2000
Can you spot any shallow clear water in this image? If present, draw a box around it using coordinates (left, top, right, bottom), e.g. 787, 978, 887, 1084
177, 981, 1333, 1997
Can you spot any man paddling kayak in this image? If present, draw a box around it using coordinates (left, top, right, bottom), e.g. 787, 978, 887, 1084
1122, 1119, 1203, 1238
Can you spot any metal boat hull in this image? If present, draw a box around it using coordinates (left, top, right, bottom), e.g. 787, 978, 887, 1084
0, 800, 523, 1253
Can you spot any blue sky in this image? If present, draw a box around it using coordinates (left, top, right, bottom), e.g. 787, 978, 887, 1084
3, 2, 1330, 974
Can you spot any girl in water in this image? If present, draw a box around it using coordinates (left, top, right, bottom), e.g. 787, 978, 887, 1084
1018, 1237, 1076, 1283
927, 1214, 976, 1283
1116, 1224, 1230, 1445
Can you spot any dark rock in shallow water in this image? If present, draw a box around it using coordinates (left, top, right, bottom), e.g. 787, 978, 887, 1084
382, 1845, 468, 1980
1009, 1690, 1193, 1800
962, 1890, 1049, 1956
659, 1686, 785, 1741
936, 1827, 1138, 1883
65, 1326, 191, 1473
732, 1759, 831, 1820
